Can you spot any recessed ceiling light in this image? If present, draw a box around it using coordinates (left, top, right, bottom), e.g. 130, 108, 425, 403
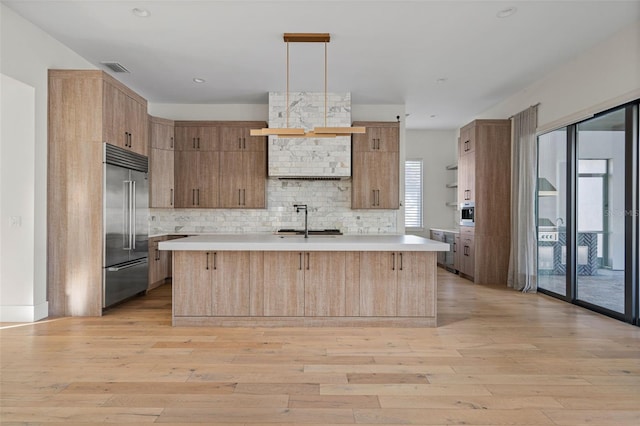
132, 8, 150, 18
496, 7, 517, 18
193, 78, 206, 83
436, 78, 447, 84
430, 115, 437, 118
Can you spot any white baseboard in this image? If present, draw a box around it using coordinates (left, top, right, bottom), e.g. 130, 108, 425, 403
0, 301, 49, 322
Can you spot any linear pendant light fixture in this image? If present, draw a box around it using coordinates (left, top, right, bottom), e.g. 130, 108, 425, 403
250, 33, 365, 138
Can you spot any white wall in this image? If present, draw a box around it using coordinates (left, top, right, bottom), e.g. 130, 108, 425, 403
0, 4, 96, 321
405, 130, 458, 236
0, 74, 39, 321
474, 20, 640, 132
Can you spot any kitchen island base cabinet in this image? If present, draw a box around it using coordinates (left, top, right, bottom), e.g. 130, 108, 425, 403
172, 251, 250, 317
172, 250, 437, 327
360, 252, 435, 317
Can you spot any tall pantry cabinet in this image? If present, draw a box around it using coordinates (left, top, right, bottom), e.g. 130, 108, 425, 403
457, 119, 511, 285
149, 116, 175, 208
48, 70, 148, 316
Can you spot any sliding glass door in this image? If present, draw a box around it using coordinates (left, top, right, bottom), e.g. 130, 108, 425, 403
537, 127, 568, 296
536, 102, 639, 325
576, 109, 626, 313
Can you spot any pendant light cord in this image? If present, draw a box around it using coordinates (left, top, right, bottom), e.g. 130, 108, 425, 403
324, 41, 327, 128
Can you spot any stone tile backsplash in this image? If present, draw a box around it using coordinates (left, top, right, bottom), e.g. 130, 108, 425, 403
268, 92, 351, 177
149, 178, 398, 235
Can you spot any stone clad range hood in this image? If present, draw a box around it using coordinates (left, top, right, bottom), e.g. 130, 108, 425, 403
267, 91, 352, 179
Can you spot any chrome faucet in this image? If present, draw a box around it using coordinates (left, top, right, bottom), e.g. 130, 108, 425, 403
294, 204, 308, 238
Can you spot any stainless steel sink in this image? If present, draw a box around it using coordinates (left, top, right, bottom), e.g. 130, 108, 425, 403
276, 229, 342, 236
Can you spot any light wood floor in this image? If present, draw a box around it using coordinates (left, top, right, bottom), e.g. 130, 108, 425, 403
1, 269, 639, 425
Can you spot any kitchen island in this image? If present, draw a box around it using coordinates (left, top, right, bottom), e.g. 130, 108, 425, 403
159, 234, 448, 327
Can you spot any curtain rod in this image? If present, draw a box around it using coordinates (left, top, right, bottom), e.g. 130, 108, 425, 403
509, 103, 540, 119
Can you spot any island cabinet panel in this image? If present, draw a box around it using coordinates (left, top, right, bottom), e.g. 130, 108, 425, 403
304, 252, 347, 317
397, 252, 436, 317
359, 252, 397, 316
211, 251, 250, 316
360, 252, 435, 317
173, 251, 250, 317
263, 252, 305, 316
173, 251, 212, 316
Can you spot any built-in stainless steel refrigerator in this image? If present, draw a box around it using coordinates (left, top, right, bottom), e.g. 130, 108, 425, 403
103, 143, 149, 309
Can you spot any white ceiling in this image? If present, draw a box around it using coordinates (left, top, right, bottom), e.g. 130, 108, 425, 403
3, 0, 639, 129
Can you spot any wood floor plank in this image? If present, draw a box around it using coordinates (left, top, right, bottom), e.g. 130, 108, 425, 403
1, 272, 639, 425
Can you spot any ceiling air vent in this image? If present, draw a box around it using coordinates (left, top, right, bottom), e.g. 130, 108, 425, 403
100, 62, 130, 73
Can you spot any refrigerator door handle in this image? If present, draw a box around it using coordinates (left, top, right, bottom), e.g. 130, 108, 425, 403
108, 258, 148, 271
123, 180, 132, 250
131, 180, 136, 250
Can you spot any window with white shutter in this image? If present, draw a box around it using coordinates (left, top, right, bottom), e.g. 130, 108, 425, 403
404, 160, 423, 229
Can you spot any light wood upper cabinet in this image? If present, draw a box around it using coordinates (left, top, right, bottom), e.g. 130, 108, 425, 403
351, 121, 400, 210
458, 150, 475, 202
102, 81, 148, 156
175, 125, 218, 151
353, 125, 399, 152
150, 116, 175, 150
219, 125, 265, 152
174, 150, 220, 208
150, 147, 174, 208
219, 150, 266, 208
352, 151, 399, 209
149, 116, 175, 208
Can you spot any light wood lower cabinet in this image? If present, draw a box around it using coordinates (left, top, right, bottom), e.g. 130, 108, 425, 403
359, 251, 435, 317
172, 250, 437, 325
173, 251, 250, 317
149, 236, 171, 291
459, 228, 475, 279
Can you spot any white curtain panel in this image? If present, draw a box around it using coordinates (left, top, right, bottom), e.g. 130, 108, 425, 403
507, 105, 538, 292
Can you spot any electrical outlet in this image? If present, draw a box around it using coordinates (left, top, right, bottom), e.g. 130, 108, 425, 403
10, 216, 22, 228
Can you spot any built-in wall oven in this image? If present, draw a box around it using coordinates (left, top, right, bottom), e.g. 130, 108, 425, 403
460, 201, 475, 227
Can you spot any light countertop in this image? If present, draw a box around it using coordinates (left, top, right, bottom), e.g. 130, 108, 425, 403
429, 228, 460, 234
158, 234, 449, 252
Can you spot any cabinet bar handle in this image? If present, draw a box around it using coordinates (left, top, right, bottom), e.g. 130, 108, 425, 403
243, 137, 246, 149
238, 138, 242, 149
213, 252, 217, 270
242, 189, 246, 206
399, 253, 403, 271
170, 188, 174, 206
306, 252, 310, 270
453, 242, 457, 253
197, 189, 200, 206
392, 252, 395, 271
192, 189, 195, 205
170, 136, 174, 149
206, 252, 210, 270
298, 252, 302, 270
238, 189, 241, 206
197, 137, 200, 149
